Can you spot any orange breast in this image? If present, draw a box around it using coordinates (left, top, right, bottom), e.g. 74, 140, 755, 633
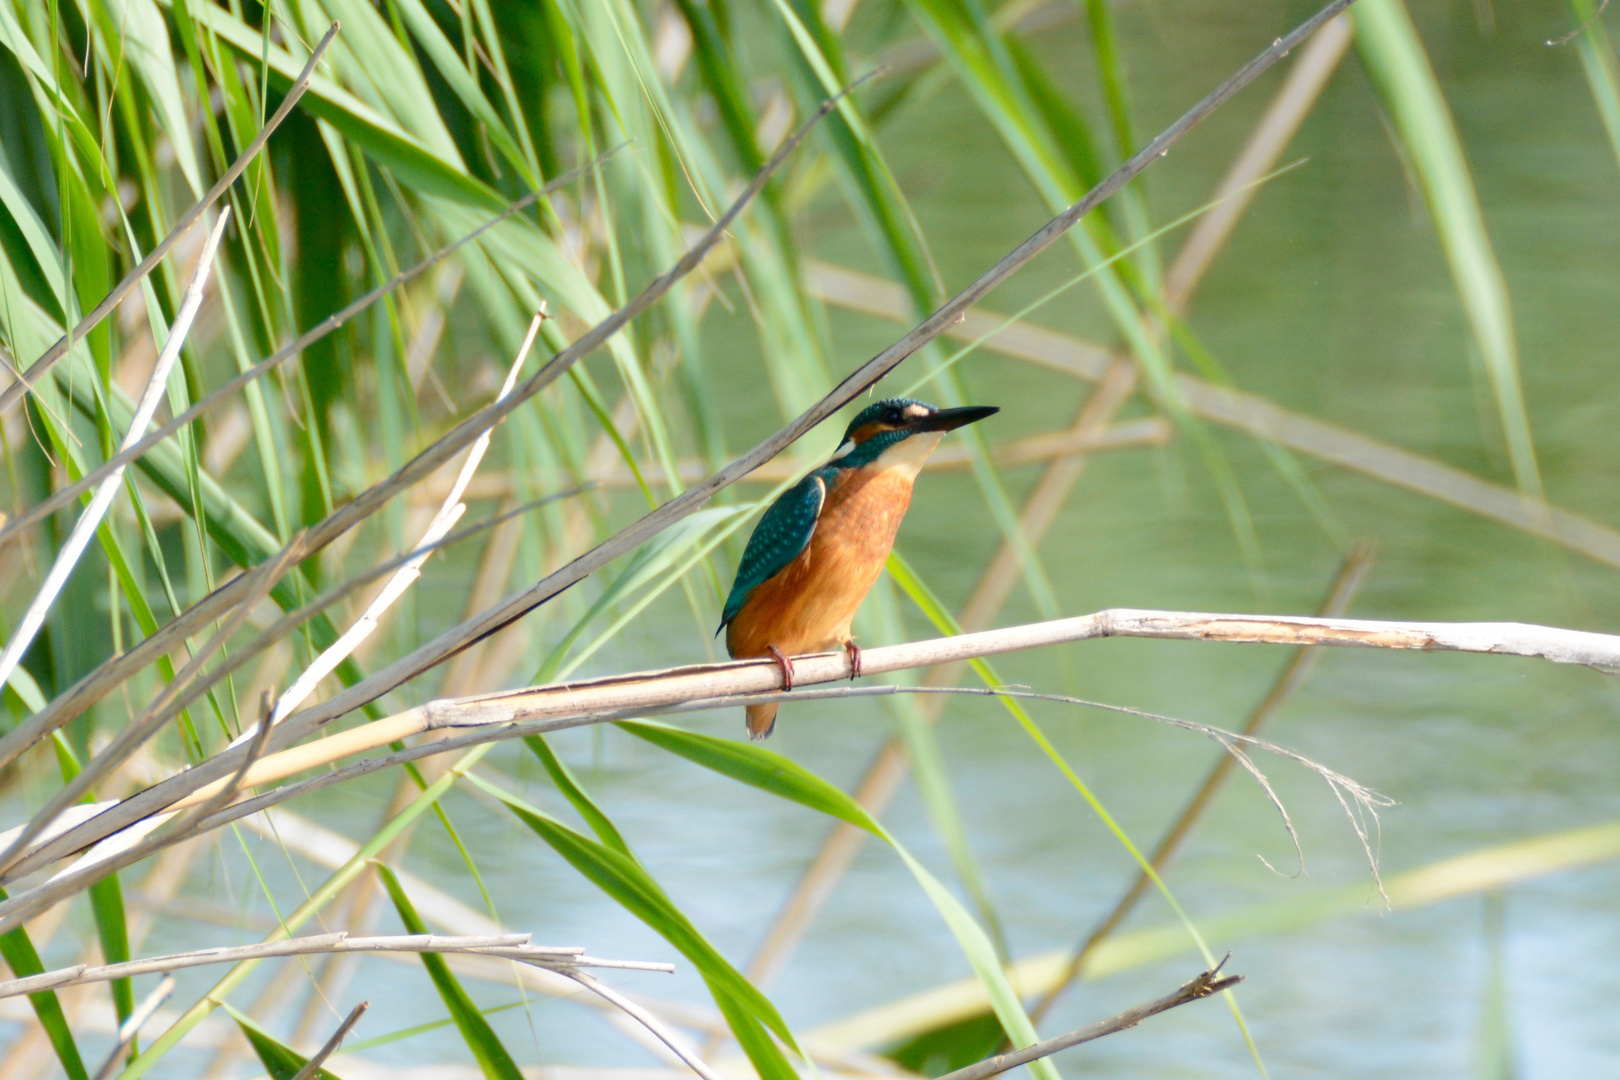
726, 466, 914, 660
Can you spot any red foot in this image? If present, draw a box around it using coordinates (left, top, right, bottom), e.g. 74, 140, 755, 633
766, 645, 796, 691
844, 640, 863, 681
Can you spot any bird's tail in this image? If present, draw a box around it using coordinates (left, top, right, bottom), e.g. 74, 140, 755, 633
745, 702, 779, 741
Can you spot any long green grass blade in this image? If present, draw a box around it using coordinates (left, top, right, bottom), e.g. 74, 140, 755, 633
1355, 0, 1541, 498
1569, 0, 1620, 172
0, 885, 89, 1080
377, 863, 525, 1080
468, 775, 808, 1069
614, 719, 1061, 1080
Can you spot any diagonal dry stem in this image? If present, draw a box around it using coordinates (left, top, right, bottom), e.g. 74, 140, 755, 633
0, 934, 665, 999
0, 209, 230, 696
89, 976, 173, 1080
289, 1000, 368, 1080
0, 533, 306, 876
0, 25, 339, 417
565, 970, 723, 1080
251, 311, 545, 737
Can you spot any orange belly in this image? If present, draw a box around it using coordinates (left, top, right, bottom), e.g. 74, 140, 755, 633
726, 466, 914, 660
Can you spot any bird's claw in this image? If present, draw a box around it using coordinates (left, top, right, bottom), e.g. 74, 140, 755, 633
844, 640, 863, 681
766, 645, 796, 691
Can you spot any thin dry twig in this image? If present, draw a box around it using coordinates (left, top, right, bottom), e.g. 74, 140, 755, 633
290, 1000, 368, 1080
565, 971, 722, 1080
247, 309, 546, 741
89, 975, 173, 1080
0, 932, 666, 999
1026, 542, 1375, 1025
936, 961, 1242, 1080
0, 25, 339, 417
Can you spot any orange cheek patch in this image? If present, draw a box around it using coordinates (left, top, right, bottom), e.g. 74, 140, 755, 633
848, 422, 892, 444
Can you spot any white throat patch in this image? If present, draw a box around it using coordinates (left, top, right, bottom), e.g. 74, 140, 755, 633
871, 430, 944, 480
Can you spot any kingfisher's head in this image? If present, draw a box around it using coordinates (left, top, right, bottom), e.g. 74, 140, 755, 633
827, 398, 998, 475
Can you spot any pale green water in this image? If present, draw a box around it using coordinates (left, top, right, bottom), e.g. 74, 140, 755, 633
57, 2, 1620, 1076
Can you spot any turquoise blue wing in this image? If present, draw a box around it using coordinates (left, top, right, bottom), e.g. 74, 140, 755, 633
718, 472, 827, 630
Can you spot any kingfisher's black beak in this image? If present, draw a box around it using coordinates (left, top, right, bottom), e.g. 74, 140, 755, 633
912, 405, 999, 433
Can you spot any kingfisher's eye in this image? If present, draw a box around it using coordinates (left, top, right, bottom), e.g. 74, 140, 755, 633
885, 407, 903, 424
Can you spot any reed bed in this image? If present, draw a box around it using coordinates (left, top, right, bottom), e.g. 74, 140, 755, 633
0, 0, 1616, 1077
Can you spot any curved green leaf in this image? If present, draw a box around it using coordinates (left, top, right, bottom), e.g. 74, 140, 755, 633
376, 864, 524, 1080
469, 775, 806, 1075
1355, 0, 1540, 498
0, 886, 89, 1080
614, 720, 1060, 1080
224, 1002, 345, 1080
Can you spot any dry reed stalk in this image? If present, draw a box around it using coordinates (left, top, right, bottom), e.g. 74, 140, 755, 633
389, 418, 1165, 504
89, 976, 173, 1080
244, 312, 543, 739
0, 600, 1604, 942
0, 210, 230, 696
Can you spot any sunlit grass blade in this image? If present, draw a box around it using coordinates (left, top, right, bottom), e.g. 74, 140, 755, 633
532, 505, 747, 682
1078, 0, 1161, 286
524, 734, 631, 855
614, 719, 1060, 1080
377, 863, 525, 1080
1568, 0, 1620, 172
189, 4, 504, 210
0, 885, 89, 1080
810, 816, 1620, 1051
1354, 0, 1540, 498
1472, 892, 1517, 1080
470, 775, 810, 1077
857, 577, 1009, 956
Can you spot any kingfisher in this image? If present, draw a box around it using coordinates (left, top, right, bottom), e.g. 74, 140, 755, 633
718, 398, 998, 739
